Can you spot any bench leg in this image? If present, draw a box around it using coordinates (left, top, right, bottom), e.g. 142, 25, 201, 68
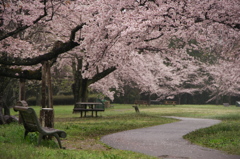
53, 133, 63, 149
38, 133, 64, 149
95, 111, 98, 117
24, 130, 29, 139
80, 111, 83, 117
38, 133, 44, 146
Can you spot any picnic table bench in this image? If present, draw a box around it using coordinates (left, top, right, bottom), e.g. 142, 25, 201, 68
164, 101, 176, 105
14, 106, 67, 149
73, 102, 105, 117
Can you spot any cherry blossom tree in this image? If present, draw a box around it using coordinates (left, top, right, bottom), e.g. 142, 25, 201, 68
205, 59, 240, 104
0, 0, 240, 103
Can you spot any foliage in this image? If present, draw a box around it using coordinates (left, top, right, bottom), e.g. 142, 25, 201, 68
1, 0, 240, 103
27, 93, 101, 106
27, 95, 74, 106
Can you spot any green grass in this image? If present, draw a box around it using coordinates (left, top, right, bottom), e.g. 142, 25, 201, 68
1, 105, 174, 159
1, 104, 240, 158
183, 113, 240, 155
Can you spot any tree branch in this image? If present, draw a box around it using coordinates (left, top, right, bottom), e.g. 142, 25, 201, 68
70, 23, 86, 41
0, 66, 42, 80
0, 0, 48, 41
89, 66, 117, 85
0, 41, 79, 66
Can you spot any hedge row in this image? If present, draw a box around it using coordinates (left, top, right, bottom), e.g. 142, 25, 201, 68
27, 95, 74, 106
27, 95, 98, 106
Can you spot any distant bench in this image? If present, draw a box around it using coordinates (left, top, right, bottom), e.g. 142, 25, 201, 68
223, 103, 230, 107
14, 106, 67, 149
164, 101, 176, 105
150, 100, 162, 105
134, 100, 150, 106
73, 102, 105, 117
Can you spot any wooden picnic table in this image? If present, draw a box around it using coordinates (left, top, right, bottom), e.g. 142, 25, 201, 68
73, 102, 105, 117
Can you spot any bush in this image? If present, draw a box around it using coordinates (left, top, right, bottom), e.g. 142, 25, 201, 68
27, 95, 74, 106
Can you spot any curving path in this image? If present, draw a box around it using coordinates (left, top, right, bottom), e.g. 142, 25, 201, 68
101, 116, 240, 159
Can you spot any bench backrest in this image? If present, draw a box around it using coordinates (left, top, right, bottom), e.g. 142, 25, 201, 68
14, 106, 41, 132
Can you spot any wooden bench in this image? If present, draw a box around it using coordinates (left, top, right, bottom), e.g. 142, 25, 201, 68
223, 103, 230, 107
134, 100, 150, 106
150, 100, 162, 105
14, 106, 67, 149
73, 102, 105, 117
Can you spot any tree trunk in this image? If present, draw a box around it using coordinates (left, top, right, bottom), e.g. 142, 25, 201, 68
0, 95, 5, 124
80, 79, 89, 102
228, 96, 231, 105
71, 57, 117, 103
177, 94, 182, 105
72, 78, 89, 102
40, 61, 54, 128
72, 58, 82, 103
19, 79, 26, 101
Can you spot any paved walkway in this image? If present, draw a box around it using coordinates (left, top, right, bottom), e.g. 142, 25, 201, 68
101, 116, 240, 159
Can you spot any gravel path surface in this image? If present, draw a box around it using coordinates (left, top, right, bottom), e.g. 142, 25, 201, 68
101, 116, 240, 159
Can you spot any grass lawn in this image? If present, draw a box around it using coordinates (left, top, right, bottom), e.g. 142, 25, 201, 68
0, 104, 240, 158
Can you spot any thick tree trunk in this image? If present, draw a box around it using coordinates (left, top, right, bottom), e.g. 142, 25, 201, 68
72, 58, 82, 103
80, 79, 89, 102
72, 78, 89, 102
19, 79, 26, 101
71, 57, 117, 103
40, 61, 54, 128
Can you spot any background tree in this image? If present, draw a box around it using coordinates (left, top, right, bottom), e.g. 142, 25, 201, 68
206, 60, 240, 104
